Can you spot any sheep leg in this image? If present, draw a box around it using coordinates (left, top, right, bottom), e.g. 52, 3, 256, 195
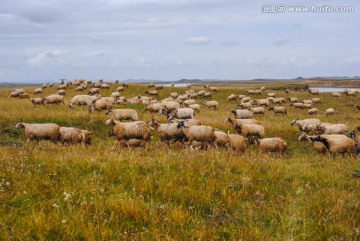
111, 140, 119, 150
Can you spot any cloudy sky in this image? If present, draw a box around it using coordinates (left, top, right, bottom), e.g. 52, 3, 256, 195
0, 0, 359, 83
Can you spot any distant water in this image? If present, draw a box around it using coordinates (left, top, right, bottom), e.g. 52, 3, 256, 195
164, 83, 191, 87
313, 87, 360, 93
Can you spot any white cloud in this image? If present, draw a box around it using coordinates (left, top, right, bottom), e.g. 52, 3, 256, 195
186, 37, 210, 45
26, 50, 64, 66
274, 36, 291, 46
342, 56, 360, 64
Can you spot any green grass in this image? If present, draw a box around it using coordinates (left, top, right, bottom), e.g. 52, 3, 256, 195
0, 83, 359, 240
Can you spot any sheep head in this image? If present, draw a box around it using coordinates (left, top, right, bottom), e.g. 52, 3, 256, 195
105, 118, 116, 126
290, 118, 299, 126
105, 109, 114, 115
15, 119, 25, 129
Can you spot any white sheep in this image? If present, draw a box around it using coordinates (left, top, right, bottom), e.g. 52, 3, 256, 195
251, 107, 265, 116
230, 109, 253, 119
33, 88, 42, 94
256, 137, 288, 155
57, 89, 66, 96
15, 119, 61, 143
168, 117, 201, 126
308, 108, 318, 115
316, 123, 349, 135
143, 103, 164, 113
69, 95, 100, 108
233, 123, 265, 139
188, 104, 201, 113
30, 98, 45, 105
183, 99, 196, 107
214, 130, 229, 148
106, 108, 138, 121
106, 119, 151, 150
59, 127, 92, 145
202, 100, 219, 110
324, 108, 335, 116
89, 99, 113, 113
331, 92, 341, 97
166, 108, 195, 120
290, 118, 321, 132
149, 118, 186, 144
268, 106, 287, 116
227, 94, 238, 101
44, 94, 65, 105
309, 135, 357, 157
176, 121, 215, 148
228, 134, 247, 153
88, 87, 100, 95
144, 90, 159, 97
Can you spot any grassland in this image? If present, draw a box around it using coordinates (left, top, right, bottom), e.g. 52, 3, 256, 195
0, 83, 359, 240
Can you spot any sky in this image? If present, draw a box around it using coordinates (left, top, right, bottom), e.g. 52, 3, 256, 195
0, 0, 359, 83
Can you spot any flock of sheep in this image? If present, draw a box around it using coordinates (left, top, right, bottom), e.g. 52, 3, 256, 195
8, 79, 360, 157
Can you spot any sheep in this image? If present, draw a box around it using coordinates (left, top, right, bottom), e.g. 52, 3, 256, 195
106, 108, 138, 121
301, 99, 313, 105
88, 87, 100, 95
69, 95, 100, 108
9, 92, 20, 98
238, 102, 252, 109
75, 86, 85, 92
116, 86, 124, 92
57, 89, 66, 96
15, 119, 60, 143
233, 123, 265, 139
251, 107, 265, 116
59, 127, 92, 145
224, 117, 260, 126
197, 90, 205, 97
30, 97, 45, 105
33, 88, 42, 94
101, 83, 110, 89
176, 121, 215, 148
106, 119, 151, 150
260, 86, 266, 91
316, 123, 349, 135
126, 97, 142, 105
331, 92, 341, 97
18, 93, 30, 99
148, 83, 154, 88
154, 84, 163, 90
230, 109, 253, 119
190, 93, 198, 99
149, 118, 186, 144
297, 133, 344, 154
170, 92, 179, 99
204, 92, 212, 98
214, 130, 229, 148
144, 90, 159, 97
289, 102, 305, 109
268, 106, 287, 116
258, 99, 270, 107
44, 94, 65, 105
270, 97, 285, 104
188, 104, 201, 113
228, 134, 247, 153
345, 90, 357, 97
290, 118, 321, 132
183, 99, 196, 107
302, 122, 332, 133
285, 88, 290, 93
324, 108, 335, 116
143, 103, 164, 113
310, 98, 321, 103
208, 86, 218, 92
238, 95, 246, 100
166, 108, 195, 120
256, 137, 288, 155
163, 101, 181, 111
241, 96, 252, 103
227, 94, 238, 101
267, 92, 276, 97
89, 99, 113, 113
247, 90, 255, 95
308, 108, 318, 116
309, 135, 357, 157
58, 83, 68, 90
111, 92, 121, 100
202, 100, 219, 110
287, 97, 299, 103
308, 89, 320, 95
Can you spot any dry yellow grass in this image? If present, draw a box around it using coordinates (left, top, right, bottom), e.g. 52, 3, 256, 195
0, 82, 359, 240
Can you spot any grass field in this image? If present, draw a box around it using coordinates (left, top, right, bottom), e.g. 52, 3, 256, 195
0, 82, 359, 240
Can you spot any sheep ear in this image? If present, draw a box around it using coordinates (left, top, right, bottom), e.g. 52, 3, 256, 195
20, 118, 23, 122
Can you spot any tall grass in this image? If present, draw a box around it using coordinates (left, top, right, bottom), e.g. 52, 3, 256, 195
0, 83, 359, 240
